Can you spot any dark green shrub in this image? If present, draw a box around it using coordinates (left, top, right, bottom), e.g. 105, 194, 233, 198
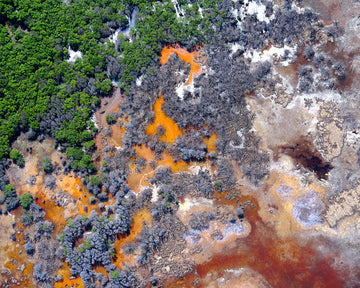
42, 157, 53, 174
20, 193, 33, 210
10, 149, 24, 167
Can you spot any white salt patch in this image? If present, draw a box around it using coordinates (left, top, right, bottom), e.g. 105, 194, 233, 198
175, 82, 196, 101
173, 60, 204, 100
291, 2, 303, 13
198, 6, 204, 19
90, 114, 98, 129
268, 156, 295, 174
111, 80, 118, 87
345, 130, 360, 147
109, 28, 121, 44
136, 75, 144, 87
292, 189, 324, 228
245, 0, 267, 22
273, 70, 295, 94
229, 43, 244, 57
150, 185, 158, 203
224, 268, 244, 275
175, 69, 186, 78
237, 0, 274, 24
188, 164, 211, 175
231, 8, 241, 26
223, 221, 248, 236
244, 45, 297, 66
171, 0, 184, 18
67, 46, 83, 63
230, 129, 245, 149
178, 197, 213, 213
176, 84, 185, 100
287, 90, 343, 112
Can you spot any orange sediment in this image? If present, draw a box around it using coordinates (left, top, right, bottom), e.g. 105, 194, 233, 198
54, 263, 84, 288
146, 96, 183, 144
7, 170, 111, 287
160, 45, 203, 83
109, 124, 126, 147
203, 134, 218, 153
147, 44, 205, 144
113, 208, 152, 269
94, 265, 109, 278
134, 145, 187, 173
4, 240, 34, 288
127, 145, 188, 193
33, 173, 100, 235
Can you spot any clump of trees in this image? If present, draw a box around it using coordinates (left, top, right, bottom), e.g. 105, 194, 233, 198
9, 149, 24, 167
2, 184, 19, 212
60, 203, 136, 287
0, 0, 226, 161
105, 113, 116, 125
20, 193, 34, 226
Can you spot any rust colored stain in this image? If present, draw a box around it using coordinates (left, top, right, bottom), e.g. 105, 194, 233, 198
94, 265, 109, 278
4, 230, 34, 288
109, 124, 126, 147
34, 173, 100, 235
134, 145, 187, 173
127, 145, 187, 193
6, 170, 110, 287
146, 96, 183, 144
113, 208, 152, 269
4, 169, 99, 287
203, 133, 218, 153
164, 196, 347, 288
160, 45, 203, 83
54, 263, 84, 288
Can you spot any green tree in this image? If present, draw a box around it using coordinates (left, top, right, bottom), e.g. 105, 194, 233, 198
9, 148, 24, 167
90, 175, 101, 187
111, 271, 119, 279
42, 157, 53, 173
83, 140, 95, 151
105, 113, 116, 125
20, 193, 33, 210
3, 184, 16, 198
